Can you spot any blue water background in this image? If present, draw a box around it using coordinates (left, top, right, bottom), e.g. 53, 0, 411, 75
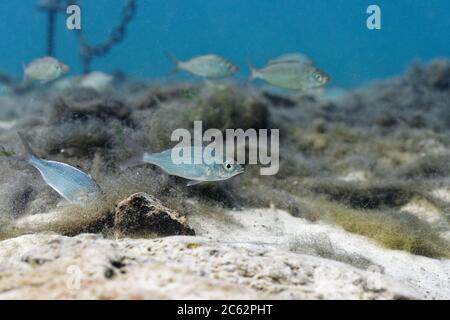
0, 0, 449, 87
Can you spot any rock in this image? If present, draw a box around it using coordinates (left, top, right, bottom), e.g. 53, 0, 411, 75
431, 187, 450, 203
53, 72, 114, 92
0, 233, 416, 300
2, 207, 450, 299
0, 234, 259, 299
11, 192, 194, 238
78, 72, 114, 91
113, 192, 195, 238
184, 86, 269, 130
187, 208, 450, 300
400, 196, 448, 226
4, 201, 450, 299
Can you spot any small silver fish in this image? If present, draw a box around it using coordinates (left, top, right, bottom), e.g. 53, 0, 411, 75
247, 53, 330, 90
14, 133, 100, 206
166, 52, 238, 78
120, 139, 244, 186
23, 56, 69, 83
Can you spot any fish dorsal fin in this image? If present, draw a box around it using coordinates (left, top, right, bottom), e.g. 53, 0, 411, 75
164, 51, 181, 76
268, 53, 313, 66
194, 54, 220, 61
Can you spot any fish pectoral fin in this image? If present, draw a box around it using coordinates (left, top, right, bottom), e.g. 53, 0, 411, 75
187, 180, 204, 187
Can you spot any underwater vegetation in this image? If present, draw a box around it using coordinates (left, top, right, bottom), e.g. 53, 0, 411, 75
327, 203, 449, 258
0, 57, 450, 260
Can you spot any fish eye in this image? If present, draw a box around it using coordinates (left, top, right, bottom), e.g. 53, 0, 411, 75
225, 162, 232, 170
315, 74, 323, 81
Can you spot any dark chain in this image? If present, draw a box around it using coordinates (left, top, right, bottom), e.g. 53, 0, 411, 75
39, 0, 137, 73
75, 0, 136, 73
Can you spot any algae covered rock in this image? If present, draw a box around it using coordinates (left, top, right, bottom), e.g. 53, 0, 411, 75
185, 86, 269, 130
113, 192, 195, 238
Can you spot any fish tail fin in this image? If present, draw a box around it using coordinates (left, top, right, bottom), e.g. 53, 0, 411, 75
17, 132, 37, 162
246, 59, 257, 86
119, 135, 148, 170
164, 51, 181, 76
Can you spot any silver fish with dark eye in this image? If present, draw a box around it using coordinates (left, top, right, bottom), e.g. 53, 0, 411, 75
165, 52, 239, 78
9, 133, 101, 207
247, 52, 330, 90
23, 56, 69, 83
120, 138, 244, 186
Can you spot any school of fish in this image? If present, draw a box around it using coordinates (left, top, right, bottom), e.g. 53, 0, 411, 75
1, 51, 330, 207
21, 52, 329, 89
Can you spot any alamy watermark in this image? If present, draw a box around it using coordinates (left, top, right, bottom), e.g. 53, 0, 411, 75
66, 265, 83, 290
367, 5, 381, 30
66, 4, 382, 32
66, 5, 81, 30
171, 121, 279, 176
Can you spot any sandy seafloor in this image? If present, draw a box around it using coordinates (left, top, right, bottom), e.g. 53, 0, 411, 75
0, 60, 450, 299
